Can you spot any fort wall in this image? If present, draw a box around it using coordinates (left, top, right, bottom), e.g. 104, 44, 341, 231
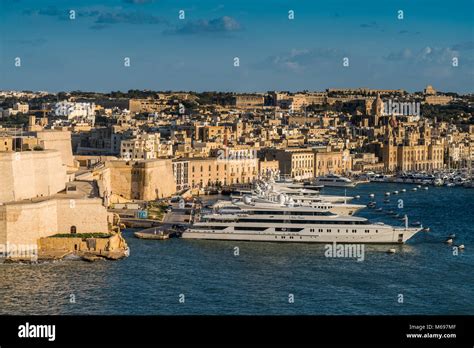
0, 150, 66, 203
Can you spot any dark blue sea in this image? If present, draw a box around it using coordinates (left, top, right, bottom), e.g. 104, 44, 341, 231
1, 183, 473, 315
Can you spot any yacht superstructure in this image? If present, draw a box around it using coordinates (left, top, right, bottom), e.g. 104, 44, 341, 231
230, 180, 363, 215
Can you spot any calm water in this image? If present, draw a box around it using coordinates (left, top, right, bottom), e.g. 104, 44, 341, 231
1, 183, 473, 315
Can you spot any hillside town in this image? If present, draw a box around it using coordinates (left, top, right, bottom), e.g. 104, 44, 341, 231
0, 86, 473, 257
2, 86, 473, 193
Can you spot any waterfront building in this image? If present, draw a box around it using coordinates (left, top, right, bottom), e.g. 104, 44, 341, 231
180, 155, 259, 188
259, 159, 280, 178
352, 153, 385, 172
265, 148, 315, 180
173, 159, 190, 191
380, 124, 444, 172
101, 159, 176, 201
0, 144, 113, 252
314, 148, 352, 177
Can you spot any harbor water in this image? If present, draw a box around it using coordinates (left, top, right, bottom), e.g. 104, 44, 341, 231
0, 183, 473, 315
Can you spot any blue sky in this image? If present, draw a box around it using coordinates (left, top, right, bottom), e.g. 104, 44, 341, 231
1, 0, 473, 93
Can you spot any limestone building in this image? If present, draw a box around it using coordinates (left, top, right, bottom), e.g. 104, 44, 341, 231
232, 95, 264, 108
101, 159, 177, 201
0, 148, 112, 254
380, 124, 444, 172
313, 149, 352, 177
173, 156, 259, 188
265, 149, 314, 180
0, 150, 66, 202
129, 98, 168, 114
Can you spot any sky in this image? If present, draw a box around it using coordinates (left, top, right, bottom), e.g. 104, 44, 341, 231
1, 0, 473, 93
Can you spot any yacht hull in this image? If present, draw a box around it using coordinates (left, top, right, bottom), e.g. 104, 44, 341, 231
182, 226, 420, 244
314, 181, 356, 188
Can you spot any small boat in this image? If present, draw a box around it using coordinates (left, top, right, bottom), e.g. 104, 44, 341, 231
369, 193, 375, 198
401, 189, 407, 193
376, 208, 383, 212
433, 178, 444, 187
387, 248, 396, 254
445, 238, 453, 244
385, 192, 391, 196
422, 227, 430, 232
367, 202, 376, 208
134, 226, 177, 240
412, 188, 417, 191
393, 191, 399, 194
355, 195, 360, 199
411, 221, 422, 227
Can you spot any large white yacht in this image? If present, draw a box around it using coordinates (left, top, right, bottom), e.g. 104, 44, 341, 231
240, 191, 363, 216
234, 181, 354, 204
182, 196, 422, 244
313, 174, 356, 187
